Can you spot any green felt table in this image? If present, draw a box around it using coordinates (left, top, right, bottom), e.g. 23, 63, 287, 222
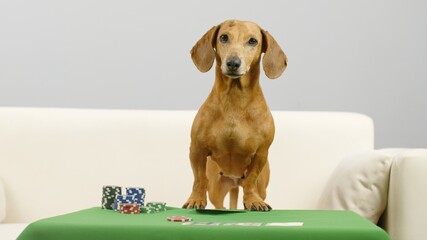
18, 207, 390, 240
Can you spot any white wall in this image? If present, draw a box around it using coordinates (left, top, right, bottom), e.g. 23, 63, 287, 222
0, 0, 426, 148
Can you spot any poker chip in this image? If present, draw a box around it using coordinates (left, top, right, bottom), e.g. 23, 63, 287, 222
167, 216, 192, 222
101, 185, 167, 215
140, 206, 158, 213
101, 185, 122, 210
114, 194, 137, 211
119, 203, 140, 214
146, 202, 167, 212
126, 187, 146, 206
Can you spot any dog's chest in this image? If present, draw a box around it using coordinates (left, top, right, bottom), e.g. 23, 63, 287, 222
204, 112, 265, 177
211, 113, 260, 153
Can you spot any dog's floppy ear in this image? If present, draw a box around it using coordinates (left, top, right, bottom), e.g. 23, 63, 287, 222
191, 25, 219, 73
261, 30, 287, 79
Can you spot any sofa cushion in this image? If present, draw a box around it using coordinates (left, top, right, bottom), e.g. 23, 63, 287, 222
0, 178, 5, 222
317, 150, 392, 224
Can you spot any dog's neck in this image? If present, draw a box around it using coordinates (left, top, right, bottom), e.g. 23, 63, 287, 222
211, 63, 265, 109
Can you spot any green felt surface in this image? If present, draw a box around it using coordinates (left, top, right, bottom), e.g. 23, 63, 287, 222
18, 207, 390, 240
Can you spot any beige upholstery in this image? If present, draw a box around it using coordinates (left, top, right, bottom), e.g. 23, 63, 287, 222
380, 149, 427, 240
0, 107, 425, 240
0, 179, 5, 222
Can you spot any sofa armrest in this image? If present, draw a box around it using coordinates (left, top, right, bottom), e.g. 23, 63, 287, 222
380, 149, 427, 240
0, 224, 28, 239
0, 178, 5, 223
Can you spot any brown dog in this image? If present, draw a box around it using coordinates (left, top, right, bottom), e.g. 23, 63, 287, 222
183, 20, 287, 211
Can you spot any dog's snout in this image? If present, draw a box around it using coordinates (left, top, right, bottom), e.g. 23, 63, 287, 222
226, 57, 241, 71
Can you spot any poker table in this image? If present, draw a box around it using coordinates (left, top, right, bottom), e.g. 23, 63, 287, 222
17, 207, 390, 240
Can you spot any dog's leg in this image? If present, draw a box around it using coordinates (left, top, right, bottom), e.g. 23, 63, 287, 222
206, 159, 231, 209
208, 176, 232, 209
229, 187, 239, 209
256, 161, 270, 200
183, 145, 208, 209
242, 149, 271, 211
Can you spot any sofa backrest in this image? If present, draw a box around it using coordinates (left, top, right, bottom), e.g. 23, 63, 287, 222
0, 107, 374, 223
0, 178, 5, 223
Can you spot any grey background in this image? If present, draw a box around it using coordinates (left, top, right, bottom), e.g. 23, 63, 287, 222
0, 0, 426, 148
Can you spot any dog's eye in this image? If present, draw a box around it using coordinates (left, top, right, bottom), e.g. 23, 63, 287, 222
219, 34, 228, 43
248, 38, 258, 46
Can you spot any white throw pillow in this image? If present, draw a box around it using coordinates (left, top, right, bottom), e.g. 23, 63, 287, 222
0, 178, 5, 222
317, 150, 392, 224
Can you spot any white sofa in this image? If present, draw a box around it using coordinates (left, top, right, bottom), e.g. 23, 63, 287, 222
0, 107, 426, 240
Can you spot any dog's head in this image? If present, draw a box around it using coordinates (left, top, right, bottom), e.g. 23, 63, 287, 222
191, 20, 287, 79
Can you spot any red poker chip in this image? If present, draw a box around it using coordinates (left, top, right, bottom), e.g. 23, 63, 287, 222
167, 216, 192, 222
119, 203, 140, 214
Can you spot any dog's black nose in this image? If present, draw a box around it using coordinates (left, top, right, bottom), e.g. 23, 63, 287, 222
226, 57, 241, 71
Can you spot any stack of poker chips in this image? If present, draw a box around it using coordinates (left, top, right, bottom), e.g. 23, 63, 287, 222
125, 187, 146, 206
114, 194, 136, 211
101, 185, 167, 214
146, 202, 167, 211
140, 206, 158, 213
119, 203, 140, 214
102, 185, 122, 210
140, 202, 167, 213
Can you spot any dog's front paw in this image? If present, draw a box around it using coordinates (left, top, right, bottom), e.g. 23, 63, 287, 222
182, 198, 207, 209
243, 198, 272, 211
